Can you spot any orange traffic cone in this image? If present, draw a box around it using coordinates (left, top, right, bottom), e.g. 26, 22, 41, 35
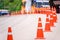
53, 7, 56, 12
35, 18, 45, 40
18, 11, 21, 15
38, 18, 42, 27
53, 15, 57, 23
44, 22, 52, 32
46, 14, 49, 17
50, 15, 57, 27
40, 10, 44, 14
31, 6, 35, 14
50, 18, 55, 27
46, 15, 55, 27
49, 14, 56, 27
34, 9, 37, 14
51, 7, 54, 11
38, 18, 41, 22
7, 27, 13, 40
46, 17, 50, 22
44, 17, 52, 32
23, 10, 27, 14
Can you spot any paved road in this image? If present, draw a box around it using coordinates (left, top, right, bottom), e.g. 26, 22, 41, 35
0, 14, 60, 40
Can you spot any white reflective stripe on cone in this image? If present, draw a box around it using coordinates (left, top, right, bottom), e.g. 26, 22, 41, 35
38, 21, 42, 23
8, 32, 12, 35
46, 22, 50, 23
38, 27, 42, 29
53, 15, 56, 16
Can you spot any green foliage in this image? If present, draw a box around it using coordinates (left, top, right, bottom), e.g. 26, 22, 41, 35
0, 0, 22, 11
9, 0, 22, 11
0, 0, 4, 9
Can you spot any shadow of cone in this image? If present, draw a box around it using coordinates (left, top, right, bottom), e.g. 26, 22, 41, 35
35, 18, 45, 40
7, 27, 13, 40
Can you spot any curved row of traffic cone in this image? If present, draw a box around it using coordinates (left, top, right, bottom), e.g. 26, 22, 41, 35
10, 7, 57, 16
44, 7, 57, 32
35, 16, 57, 40
35, 7, 57, 39
45, 14, 57, 32
46, 7, 57, 27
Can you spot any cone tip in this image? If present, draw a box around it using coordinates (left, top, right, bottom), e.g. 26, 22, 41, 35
8, 26, 12, 32
8, 25, 11, 27
38, 18, 41, 21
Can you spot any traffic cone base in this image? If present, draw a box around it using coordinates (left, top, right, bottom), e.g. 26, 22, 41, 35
7, 35, 13, 40
36, 29, 45, 39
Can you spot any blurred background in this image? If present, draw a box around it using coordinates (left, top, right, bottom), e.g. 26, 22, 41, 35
0, 0, 60, 16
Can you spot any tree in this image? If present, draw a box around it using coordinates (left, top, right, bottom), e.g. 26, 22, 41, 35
0, 0, 22, 12
0, 0, 4, 9
9, 0, 22, 11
